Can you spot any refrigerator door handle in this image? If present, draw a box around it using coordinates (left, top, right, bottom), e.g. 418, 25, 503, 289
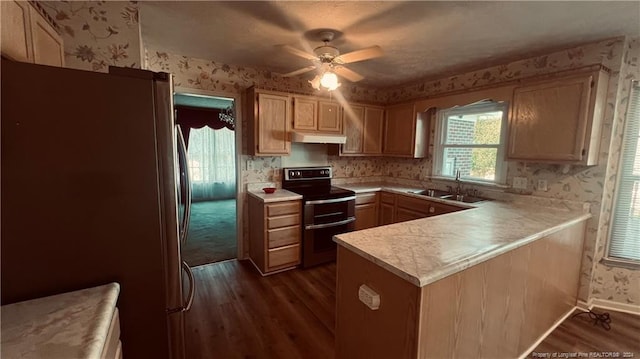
176, 126, 192, 244
182, 260, 195, 312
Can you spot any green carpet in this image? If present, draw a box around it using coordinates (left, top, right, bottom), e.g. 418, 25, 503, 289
182, 199, 237, 267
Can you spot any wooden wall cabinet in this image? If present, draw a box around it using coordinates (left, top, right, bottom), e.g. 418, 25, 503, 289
341, 104, 384, 156
292, 96, 342, 133
248, 197, 302, 275
245, 87, 291, 156
1, 0, 64, 67
383, 102, 428, 158
507, 67, 609, 165
355, 192, 378, 230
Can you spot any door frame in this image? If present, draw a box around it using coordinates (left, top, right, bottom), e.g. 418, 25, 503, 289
173, 86, 243, 260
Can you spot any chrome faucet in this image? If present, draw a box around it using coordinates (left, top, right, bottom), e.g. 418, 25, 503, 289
454, 169, 463, 194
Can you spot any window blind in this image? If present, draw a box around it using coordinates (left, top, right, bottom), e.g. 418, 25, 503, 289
609, 80, 640, 262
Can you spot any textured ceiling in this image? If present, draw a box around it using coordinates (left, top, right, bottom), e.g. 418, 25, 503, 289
140, 1, 640, 88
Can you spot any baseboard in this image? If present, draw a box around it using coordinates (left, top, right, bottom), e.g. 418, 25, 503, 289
590, 298, 640, 315
577, 299, 592, 311
247, 257, 297, 277
518, 306, 576, 359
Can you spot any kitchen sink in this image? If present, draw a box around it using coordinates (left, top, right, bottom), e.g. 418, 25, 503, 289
412, 189, 452, 198
449, 194, 488, 203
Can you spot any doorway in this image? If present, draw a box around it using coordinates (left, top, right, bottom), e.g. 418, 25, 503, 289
174, 92, 238, 266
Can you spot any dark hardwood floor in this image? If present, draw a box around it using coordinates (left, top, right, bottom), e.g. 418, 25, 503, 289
530, 308, 640, 357
185, 260, 336, 359
186, 259, 639, 359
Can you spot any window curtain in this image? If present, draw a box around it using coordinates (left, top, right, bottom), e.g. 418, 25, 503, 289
175, 105, 236, 202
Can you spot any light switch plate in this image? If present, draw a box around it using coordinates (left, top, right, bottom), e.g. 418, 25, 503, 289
513, 177, 528, 189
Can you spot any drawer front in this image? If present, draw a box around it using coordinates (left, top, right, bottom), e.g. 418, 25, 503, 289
268, 225, 300, 248
268, 244, 301, 269
380, 192, 395, 204
267, 201, 300, 217
396, 195, 430, 215
267, 213, 300, 229
355, 192, 377, 205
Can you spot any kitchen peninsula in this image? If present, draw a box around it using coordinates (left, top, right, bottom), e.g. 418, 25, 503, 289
333, 184, 591, 359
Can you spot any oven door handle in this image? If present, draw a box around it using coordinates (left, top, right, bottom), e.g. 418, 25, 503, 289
305, 196, 356, 205
305, 216, 356, 230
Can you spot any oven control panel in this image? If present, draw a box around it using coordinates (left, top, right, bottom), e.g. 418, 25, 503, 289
284, 167, 332, 180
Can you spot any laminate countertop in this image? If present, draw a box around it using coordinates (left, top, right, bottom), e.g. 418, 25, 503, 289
248, 189, 302, 203
333, 182, 591, 287
1, 282, 120, 359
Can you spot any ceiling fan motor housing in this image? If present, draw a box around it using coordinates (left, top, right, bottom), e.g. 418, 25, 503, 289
314, 45, 340, 62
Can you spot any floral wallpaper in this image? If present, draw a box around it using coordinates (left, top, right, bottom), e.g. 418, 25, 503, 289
369, 37, 639, 306
146, 38, 639, 306
590, 37, 640, 304
39, 1, 638, 307
41, 1, 142, 72
144, 48, 386, 104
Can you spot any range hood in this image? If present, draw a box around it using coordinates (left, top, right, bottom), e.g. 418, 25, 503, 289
291, 131, 347, 144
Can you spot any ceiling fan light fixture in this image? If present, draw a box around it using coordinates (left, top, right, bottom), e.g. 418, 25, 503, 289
320, 71, 340, 90
309, 75, 321, 90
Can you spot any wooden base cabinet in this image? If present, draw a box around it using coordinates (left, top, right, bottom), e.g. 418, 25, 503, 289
355, 192, 378, 230
379, 192, 396, 225
381, 192, 464, 224
248, 197, 301, 275
508, 67, 609, 165
336, 221, 587, 359
1, 0, 64, 67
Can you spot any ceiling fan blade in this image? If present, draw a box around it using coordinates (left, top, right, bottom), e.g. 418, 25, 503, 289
281, 65, 317, 77
280, 45, 318, 61
334, 45, 384, 64
333, 66, 364, 82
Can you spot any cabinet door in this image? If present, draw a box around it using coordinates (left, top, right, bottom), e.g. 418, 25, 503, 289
29, 5, 64, 67
1, 0, 33, 62
384, 103, 416, 156
508, 75, 592, 162
395, 207, 425, 223
379, 202, 395, 225
292, 96, 317, 131
355, 203, 378, 230
257, 93, 291, 155
342, 104, 365, 154
318, 100, 342, 132
363, 106, 384, 154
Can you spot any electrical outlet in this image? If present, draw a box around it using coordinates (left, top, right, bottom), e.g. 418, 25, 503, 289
537, 179, 548, 192
513, 177, 528, 189
246, 160, 254, 170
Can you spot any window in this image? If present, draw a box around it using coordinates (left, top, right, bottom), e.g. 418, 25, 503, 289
607, 80, 640, 265
433, 101, 509, 184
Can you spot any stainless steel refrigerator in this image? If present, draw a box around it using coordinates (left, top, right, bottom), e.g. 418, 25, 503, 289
1, 58, 194, 359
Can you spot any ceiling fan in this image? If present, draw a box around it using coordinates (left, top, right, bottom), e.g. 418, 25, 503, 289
280, 30, 383, 90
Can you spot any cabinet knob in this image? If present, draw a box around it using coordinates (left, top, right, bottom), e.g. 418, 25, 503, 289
429, 207, 435, 213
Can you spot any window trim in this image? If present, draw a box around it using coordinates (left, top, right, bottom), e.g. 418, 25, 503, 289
433, 101, 510, 185
604, 79, 640, 268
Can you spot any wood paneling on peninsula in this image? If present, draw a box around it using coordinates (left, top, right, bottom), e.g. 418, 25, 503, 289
336, 221, 587, 359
